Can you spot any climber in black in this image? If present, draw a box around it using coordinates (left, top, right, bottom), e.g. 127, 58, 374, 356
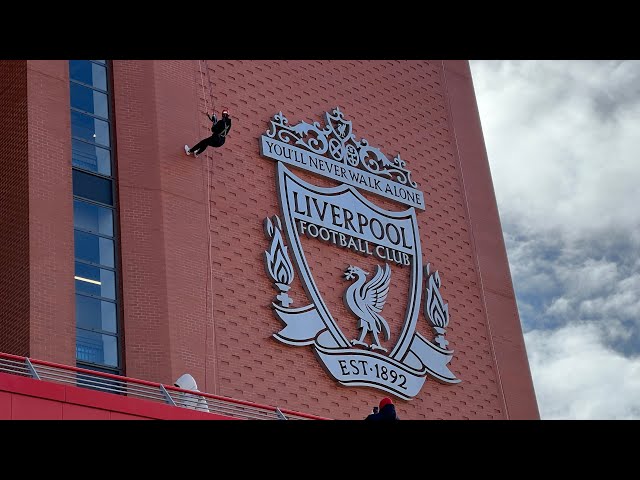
185, 108, 232, 157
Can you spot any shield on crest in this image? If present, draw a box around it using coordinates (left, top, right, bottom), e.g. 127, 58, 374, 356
324, 108, 356, 164
325, 107, 353, 143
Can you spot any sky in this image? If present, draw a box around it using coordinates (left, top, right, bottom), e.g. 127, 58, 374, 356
469, 60, 640, 420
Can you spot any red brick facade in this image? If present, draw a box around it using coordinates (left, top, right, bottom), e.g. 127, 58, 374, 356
0, 60, 29, 357
0, 60, 539, 420
27, 61, 76, 365
0, 61, 76, 364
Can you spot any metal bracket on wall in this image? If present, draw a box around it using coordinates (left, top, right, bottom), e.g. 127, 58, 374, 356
25, 358, 41, 380
160, 384, 177, 406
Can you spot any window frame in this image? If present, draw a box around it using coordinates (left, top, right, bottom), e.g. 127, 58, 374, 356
69, 81, 110, 120
70, 59, 123, 376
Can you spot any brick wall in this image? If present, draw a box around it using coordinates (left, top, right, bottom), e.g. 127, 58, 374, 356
0, 61, 29, 356
110, 60, 538, 419
26, 61, 75, 365
112, 60, 211, 385
200, 60, 502, 419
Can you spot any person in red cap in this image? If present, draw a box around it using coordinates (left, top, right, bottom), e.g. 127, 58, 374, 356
185, 108, 232, 157
365, 396, 400, 420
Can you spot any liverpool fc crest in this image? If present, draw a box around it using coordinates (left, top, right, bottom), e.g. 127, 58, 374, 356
261, 108, 461, 400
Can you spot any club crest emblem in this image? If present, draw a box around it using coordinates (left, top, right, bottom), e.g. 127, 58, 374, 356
261, 108, 460, 400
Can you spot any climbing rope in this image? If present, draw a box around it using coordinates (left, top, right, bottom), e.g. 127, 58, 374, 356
197, 59, 216, 119
196, 59, 217, 394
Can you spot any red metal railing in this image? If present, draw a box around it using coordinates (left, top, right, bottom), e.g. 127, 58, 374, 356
0, 352, 329, 420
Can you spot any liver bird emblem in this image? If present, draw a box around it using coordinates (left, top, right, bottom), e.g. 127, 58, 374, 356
343, 264, 392, 352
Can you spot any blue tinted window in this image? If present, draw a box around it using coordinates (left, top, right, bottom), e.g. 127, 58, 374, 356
74, 230, 115, 268
70, 83, 108, 119
70, 61, 107, 90
76, 294, 117, 333
72, 139, 111, 175
75, 262, 116, 300
73, 169, 113, 205
74, 199, 113, 236
71, 110, 110, 147
76, 329, 118, 367
70, 60, 120, 373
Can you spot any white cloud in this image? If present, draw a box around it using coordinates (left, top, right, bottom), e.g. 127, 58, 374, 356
471, 60, 640, 243
525, 323, 640, 419
469, 60, 640, 419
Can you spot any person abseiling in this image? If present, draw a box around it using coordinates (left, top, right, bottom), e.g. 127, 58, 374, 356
185, 108, 232, 157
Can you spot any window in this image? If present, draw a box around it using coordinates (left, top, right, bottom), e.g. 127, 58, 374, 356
70, 60, 122, 375
70, 60, 107, 90
71, 110, 110, 146
72, 139, 111, 175
72, 169, 113, 205
70, 82, 108, 118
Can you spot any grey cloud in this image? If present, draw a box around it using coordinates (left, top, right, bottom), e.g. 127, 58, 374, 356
505, 223, 640, 349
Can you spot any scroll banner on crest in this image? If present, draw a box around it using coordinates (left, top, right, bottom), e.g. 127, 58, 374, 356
272, 302, 459, 399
